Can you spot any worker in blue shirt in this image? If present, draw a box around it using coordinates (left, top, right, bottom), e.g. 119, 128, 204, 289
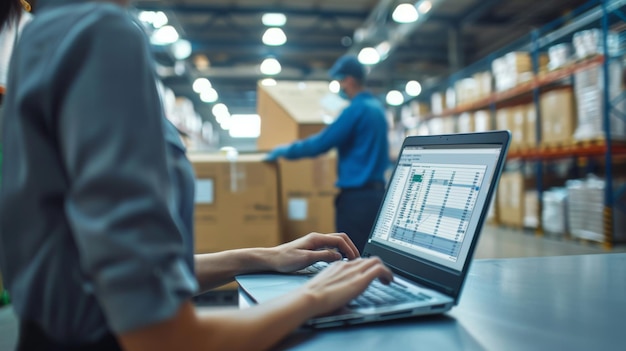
0, 1, 393, 350
267, 55, 390, 251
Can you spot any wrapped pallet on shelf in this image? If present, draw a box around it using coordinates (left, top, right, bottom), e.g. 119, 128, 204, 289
566, 175, 626, 243
573, 61, 626, 141
542, 187, 569, 236
524, 190, 540, 229
572, 29, 620, 60
548, 43, 574, 71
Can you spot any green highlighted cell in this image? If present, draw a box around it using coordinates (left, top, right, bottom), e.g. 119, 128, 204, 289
412, 174, 423, 182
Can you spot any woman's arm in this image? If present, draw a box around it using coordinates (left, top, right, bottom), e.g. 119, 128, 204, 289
120, 257, 392, 351
194, 232, 361, 292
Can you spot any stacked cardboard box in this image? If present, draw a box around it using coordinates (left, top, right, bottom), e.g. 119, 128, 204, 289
455, 78, 480, 106
257, 81, 346, 151
524, 104, 537, 147
457, 112, 474, 133
430, 92, 447, 115
509, 106, 526, 149
540, 88, 577, 146
474, 110, 492, 132
492, 52, 548, 91
496, 107, 525, 149
492, 52, 534, 91
428, 117, 455, 135
256, 81, 344, 240
445, 87, 456, 110
409, 100, 430, 119
497, 172, 525, 227
277, 155, 337, 242
473, 71, 493, 100
190, 153, 281, 254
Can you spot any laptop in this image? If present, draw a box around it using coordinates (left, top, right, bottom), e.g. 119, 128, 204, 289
236, 130, 510, 328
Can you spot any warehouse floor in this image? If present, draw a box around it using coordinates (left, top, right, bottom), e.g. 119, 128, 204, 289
0, 225, 624, 349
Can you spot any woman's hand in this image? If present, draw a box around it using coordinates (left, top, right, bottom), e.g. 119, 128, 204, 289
298, 257, 393, 317
267, 232, 360, 273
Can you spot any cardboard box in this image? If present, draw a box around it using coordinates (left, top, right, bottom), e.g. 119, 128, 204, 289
497, 172, 525, 227
540, 88, 576, 145
410, 100, 430, 119
510, 106, 526, 149
525, 104, 537, 147
257, 81, 345, 151
189, 153, 281, 253
277, 155, 338, 242
473, 71, 493, 99
431, 92, 447, 115
457, 112, 475, 133
474, 110, 492, 132
496, 108, 511, 132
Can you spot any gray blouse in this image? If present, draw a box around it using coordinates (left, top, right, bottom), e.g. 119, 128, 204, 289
0, 0, 197, 343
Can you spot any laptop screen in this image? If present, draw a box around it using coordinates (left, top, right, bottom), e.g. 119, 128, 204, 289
369, 144, 502, 272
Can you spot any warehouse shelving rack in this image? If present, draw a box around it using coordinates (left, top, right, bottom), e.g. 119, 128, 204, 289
412, 0, 626, 247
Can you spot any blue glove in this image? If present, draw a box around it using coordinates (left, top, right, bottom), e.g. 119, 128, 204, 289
265, 145, 290, 162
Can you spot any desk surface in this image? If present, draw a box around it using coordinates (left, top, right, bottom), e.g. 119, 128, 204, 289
240, 253, 626, 351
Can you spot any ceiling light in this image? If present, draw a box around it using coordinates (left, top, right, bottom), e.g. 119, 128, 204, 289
193, 78, 211, 93
392, 3, 419, 23
358, 47, 380, 65
219, 118, 232, 131
262, 27, 287, 46
260, 58, 282, 75
171, 39, 192, 60
138, 11, 168, 28
212, 103, 230, 121
386, 90, 405, 106
262, 13, 287, 27
152, 11, 169, 28
229, 114, 261, 138
151, 25, 179, 45
200, 88, 218, 103
261, 78, 277, 86
329, 80, 340, 94
418, 1, 433, 14
405, 80, 422, 97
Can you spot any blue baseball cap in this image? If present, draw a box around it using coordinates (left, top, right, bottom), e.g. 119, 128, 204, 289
328, 55, 365, 81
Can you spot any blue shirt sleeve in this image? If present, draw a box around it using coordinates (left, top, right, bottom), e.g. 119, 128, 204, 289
282, 102, 360, 159
57, 12, 197, 334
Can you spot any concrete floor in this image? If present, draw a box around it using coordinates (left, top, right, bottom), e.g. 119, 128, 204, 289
1, 225, 624, 349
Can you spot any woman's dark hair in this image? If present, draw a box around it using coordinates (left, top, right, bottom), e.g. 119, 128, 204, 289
1, 0, 25, 30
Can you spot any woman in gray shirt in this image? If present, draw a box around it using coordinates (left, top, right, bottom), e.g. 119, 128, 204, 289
0, 0, 392, 350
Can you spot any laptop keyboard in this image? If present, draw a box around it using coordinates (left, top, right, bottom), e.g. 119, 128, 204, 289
349, 280, 430, 308
300, 262, 432, 308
